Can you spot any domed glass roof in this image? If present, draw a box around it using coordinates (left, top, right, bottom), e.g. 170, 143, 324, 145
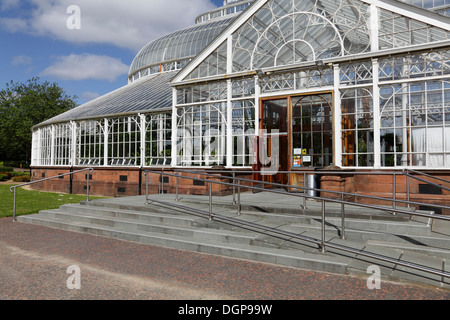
128, 17, 233, 79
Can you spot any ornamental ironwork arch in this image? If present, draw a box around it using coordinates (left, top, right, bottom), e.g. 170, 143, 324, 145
251, 12, 345, 69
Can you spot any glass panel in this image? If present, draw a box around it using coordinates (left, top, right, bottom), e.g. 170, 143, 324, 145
185, 41, 228, 80
380, 80, 450, 167
378, 8, 450, 50
341, 88, 374, 167
176, 103, 227, 166
107, 116, 141, 166
232, 0, 370, 72
77, 120, 104, 166
262, 98, 289, 176
232, 99, 255, 166
292, 93, 333, 168
145, 113, 172, 166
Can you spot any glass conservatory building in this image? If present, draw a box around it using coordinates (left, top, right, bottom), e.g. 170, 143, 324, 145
30, 0, 450, 205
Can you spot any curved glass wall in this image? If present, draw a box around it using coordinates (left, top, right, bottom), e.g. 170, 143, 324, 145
195, 1, 254, 24
128, 18, 233, 83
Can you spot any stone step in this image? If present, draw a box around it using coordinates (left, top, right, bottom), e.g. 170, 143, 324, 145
366, 240, 450, 260
180, 198, 413, 221
346, 243, 449, 289
241, 211, 430, 235
58, 203, 200, 227
280, 222, 450, 248
36, 209, 256, 246
16, 213, 349, 275
17, 195, 450, 289
77, 198, 450, 251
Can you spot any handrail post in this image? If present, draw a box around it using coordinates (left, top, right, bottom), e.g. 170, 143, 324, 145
341, 193, 346, 240
175, 170, 179, 201
86, 171, 90, 202
303, 172, 306, 196
406, 172, 410, 208
12, 188, 17, 222
237, 179, 241, 215
161, 168, 164, 194
145, 171, 149, 205
209, 182, 213, 221
321, 199, 326, 253
393, 172, 396, 210
232, 171, 236, 205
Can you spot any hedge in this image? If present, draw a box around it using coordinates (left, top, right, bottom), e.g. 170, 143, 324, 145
12, 175, 30, 182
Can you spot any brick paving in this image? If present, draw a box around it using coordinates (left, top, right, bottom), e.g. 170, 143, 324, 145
0, 217, 448, 301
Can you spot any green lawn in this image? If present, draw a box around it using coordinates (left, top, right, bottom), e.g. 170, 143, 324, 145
0, 184, 105, 218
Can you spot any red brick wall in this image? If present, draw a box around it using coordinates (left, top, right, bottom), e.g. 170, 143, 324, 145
29, 167, 243, 197
320, 171, 450, 215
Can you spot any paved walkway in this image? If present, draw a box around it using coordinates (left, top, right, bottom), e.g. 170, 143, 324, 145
0, 217, 448, 301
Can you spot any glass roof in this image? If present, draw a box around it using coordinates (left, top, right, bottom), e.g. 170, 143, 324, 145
181, 0, 450, 80
37, 71, 177, 127
232, 0, 373, 72
128, 17, 234, 78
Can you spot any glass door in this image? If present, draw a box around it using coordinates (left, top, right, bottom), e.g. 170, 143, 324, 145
256, 93, 333, 190
261, 98, 288, 185
291, 93, 333, 169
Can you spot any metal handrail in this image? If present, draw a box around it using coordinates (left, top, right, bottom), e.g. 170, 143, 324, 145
404, 168, 450, 184
402, 169, 450, 205
9, 168, 94, 222
173, 169, 449, 212
144, 169, 450, 282
403, 168, 450, 192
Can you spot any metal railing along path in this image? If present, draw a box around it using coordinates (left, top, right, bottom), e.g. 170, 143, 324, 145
403, 169, 450, 205
172, 169, 449, 215
169, 168, 449, 211
144, 169, 450, 282
9, 168, 94, 222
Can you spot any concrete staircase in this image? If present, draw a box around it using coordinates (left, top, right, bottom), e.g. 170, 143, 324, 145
17, 192, 450, 289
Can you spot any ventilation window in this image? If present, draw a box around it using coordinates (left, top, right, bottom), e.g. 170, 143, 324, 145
418, 184, 442, 195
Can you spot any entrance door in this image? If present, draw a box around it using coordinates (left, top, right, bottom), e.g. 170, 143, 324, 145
257, 93, 333, 190
291, 93, 333, 169
261, 98, 288, 185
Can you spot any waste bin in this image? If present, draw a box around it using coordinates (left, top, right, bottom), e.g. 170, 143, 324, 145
307, 174, 317, 197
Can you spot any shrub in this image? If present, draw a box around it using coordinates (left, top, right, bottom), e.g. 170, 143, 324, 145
11, 171, 30, 177
0, 174, 8, 181
12, 175, 30, 183
0, 167, 13, 172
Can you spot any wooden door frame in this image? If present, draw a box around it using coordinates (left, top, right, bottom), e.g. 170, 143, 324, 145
259, 91, 334, 171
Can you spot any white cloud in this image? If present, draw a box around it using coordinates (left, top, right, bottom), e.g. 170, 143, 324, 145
11, 55, 32, 66
0, 17, 27, 32
7, 0, 217, 51
40, 54, 129, 82
0, 0, 20, 11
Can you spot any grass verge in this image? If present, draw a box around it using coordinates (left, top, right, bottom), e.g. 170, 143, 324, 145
0, 184, 105, 218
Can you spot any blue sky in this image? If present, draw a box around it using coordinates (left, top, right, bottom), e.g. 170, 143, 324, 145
0, 0, 224, 105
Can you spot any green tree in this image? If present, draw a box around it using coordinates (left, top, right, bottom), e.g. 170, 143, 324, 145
0, 77, 77, 163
